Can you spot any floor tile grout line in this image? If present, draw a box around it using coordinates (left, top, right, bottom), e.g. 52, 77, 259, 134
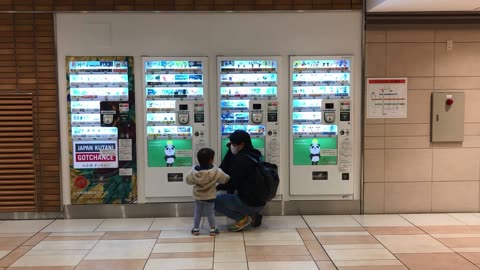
362, 224, 413, 270
92, 219, 105, 232
300, 215, 338, 270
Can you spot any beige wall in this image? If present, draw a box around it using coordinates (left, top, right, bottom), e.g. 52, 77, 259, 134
364, 28, 480, 213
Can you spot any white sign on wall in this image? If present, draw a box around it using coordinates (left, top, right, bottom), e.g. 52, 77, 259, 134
367, 78, 408, 118
73, 141, 118, 169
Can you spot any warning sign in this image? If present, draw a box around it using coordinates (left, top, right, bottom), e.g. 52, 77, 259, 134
73, 141, 118, 169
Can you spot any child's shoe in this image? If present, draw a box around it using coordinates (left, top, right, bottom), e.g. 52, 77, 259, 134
228, 215, 252, 232
191, 228, 200, 235
209, 228, 219, 236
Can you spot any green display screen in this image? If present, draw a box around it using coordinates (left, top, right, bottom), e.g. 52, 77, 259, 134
221, 137, 265, 160
293, 137, 337, 165
147, 139, 193, 167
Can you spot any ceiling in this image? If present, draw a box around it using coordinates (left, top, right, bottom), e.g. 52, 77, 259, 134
367, 0, 480, 12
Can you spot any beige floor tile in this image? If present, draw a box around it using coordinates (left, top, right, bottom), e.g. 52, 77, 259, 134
246, 245, 309, 256
157, 237, 214, 243
49, 232, 105, 237
214, 241, 244, 252
316, 235, 379, 245
96, 218, 154, 232
352, 215, 412, 227
248, 261, 318, 270
158, 230, 212, 239
144, 257, 213, 270
0, 220, 53, 234
214, 233, 243, 242
365, 227, 425, 235
75, 259, 146, 270
397, 253, 478, 270
248, 255, 312, 262
316, 260, 337, 270
375, 235, 453, 253
314, 231, 370, 236
450, 214, 480, 225
432, 234, 480, 239
304, 216, 361, 228
437, 237, 480, 248
153, 242, 214, 253
85, 239, 156, 260
243, 229, 302, 241
326, 249, 396, 261
10, 254, 84, 267
44, 236, 101, 241
32, 240, 97, 250
244, 240, 304, 246
101, 231, 160, 240
26, 250, 89, 256
42, 219, 103, 233
260, 216, 308, 229
312, 227, 366, 232
149, 252, 213, 259
420, 225, 478, 234
214, 251, 246, 263
0, 246, 32, 268
323, 244, 384, 250
214, 262, 247, 270
401, 214, 465, 226
150, 217, 195, 231
335, 259, 403, 266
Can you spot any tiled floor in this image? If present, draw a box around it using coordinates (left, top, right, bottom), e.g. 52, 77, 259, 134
2, 214, 480, 269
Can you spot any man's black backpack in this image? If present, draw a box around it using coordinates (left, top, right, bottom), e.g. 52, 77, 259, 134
244, 154, 279, 203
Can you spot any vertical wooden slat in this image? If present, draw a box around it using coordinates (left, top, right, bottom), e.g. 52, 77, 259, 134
0, 95, 36, 212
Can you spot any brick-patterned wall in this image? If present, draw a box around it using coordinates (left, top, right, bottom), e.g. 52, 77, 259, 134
0, 0, 361, 213
0, 13, 59, 212
0, 0, 362, 11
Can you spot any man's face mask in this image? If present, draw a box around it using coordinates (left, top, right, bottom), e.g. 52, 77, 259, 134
230, 144, 240, 155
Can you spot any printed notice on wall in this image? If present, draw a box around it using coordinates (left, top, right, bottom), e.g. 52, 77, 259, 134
367, 78, 408, 118
73, 141, 118, 169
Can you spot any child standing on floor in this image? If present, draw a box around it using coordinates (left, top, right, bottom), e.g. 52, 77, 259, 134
186, 148, 230, 236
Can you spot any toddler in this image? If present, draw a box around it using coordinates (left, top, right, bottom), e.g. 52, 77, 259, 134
186, 148, 230, 235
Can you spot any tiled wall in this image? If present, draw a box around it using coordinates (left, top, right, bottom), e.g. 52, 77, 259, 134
364, 28, 480, 213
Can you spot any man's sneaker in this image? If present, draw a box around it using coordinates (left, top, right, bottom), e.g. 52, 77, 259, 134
228, 215, 252, 232
251, 214, 263, 227
209, 228, 219, 236
191, 228, 200, 235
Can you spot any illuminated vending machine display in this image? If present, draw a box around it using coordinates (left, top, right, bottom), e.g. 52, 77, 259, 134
143, 57, 208, 198
67, 56, 137, 204
218, 57, 280, 166
289, 56, 354, 197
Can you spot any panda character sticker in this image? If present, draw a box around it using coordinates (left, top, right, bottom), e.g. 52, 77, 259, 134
164, 140, 176, 167
309, 139, 321, 165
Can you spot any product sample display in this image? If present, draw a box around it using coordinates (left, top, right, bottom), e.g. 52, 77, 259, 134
290, 57, 354, 197
218, 57, 280, 166
143, 57, 208, 198
67, 56, 137, 204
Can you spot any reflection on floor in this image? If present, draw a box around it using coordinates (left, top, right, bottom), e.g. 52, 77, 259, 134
1, 214, 480, 269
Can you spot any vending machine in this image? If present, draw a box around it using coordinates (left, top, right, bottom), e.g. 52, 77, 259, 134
66, 56, 137, 204
218, 57, 280, 167
143, 57, 208, 198
289, 56, 354, 197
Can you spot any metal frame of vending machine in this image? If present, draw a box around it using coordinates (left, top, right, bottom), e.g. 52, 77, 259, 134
217, 56, 281, 170
143, 57, 209, 199
289, 56, 354, 198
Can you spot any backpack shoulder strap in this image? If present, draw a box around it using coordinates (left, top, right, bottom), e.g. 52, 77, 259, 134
241, 153, 260, 165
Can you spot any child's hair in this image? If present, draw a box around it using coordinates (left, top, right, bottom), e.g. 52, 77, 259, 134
197, 148, 215, 167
